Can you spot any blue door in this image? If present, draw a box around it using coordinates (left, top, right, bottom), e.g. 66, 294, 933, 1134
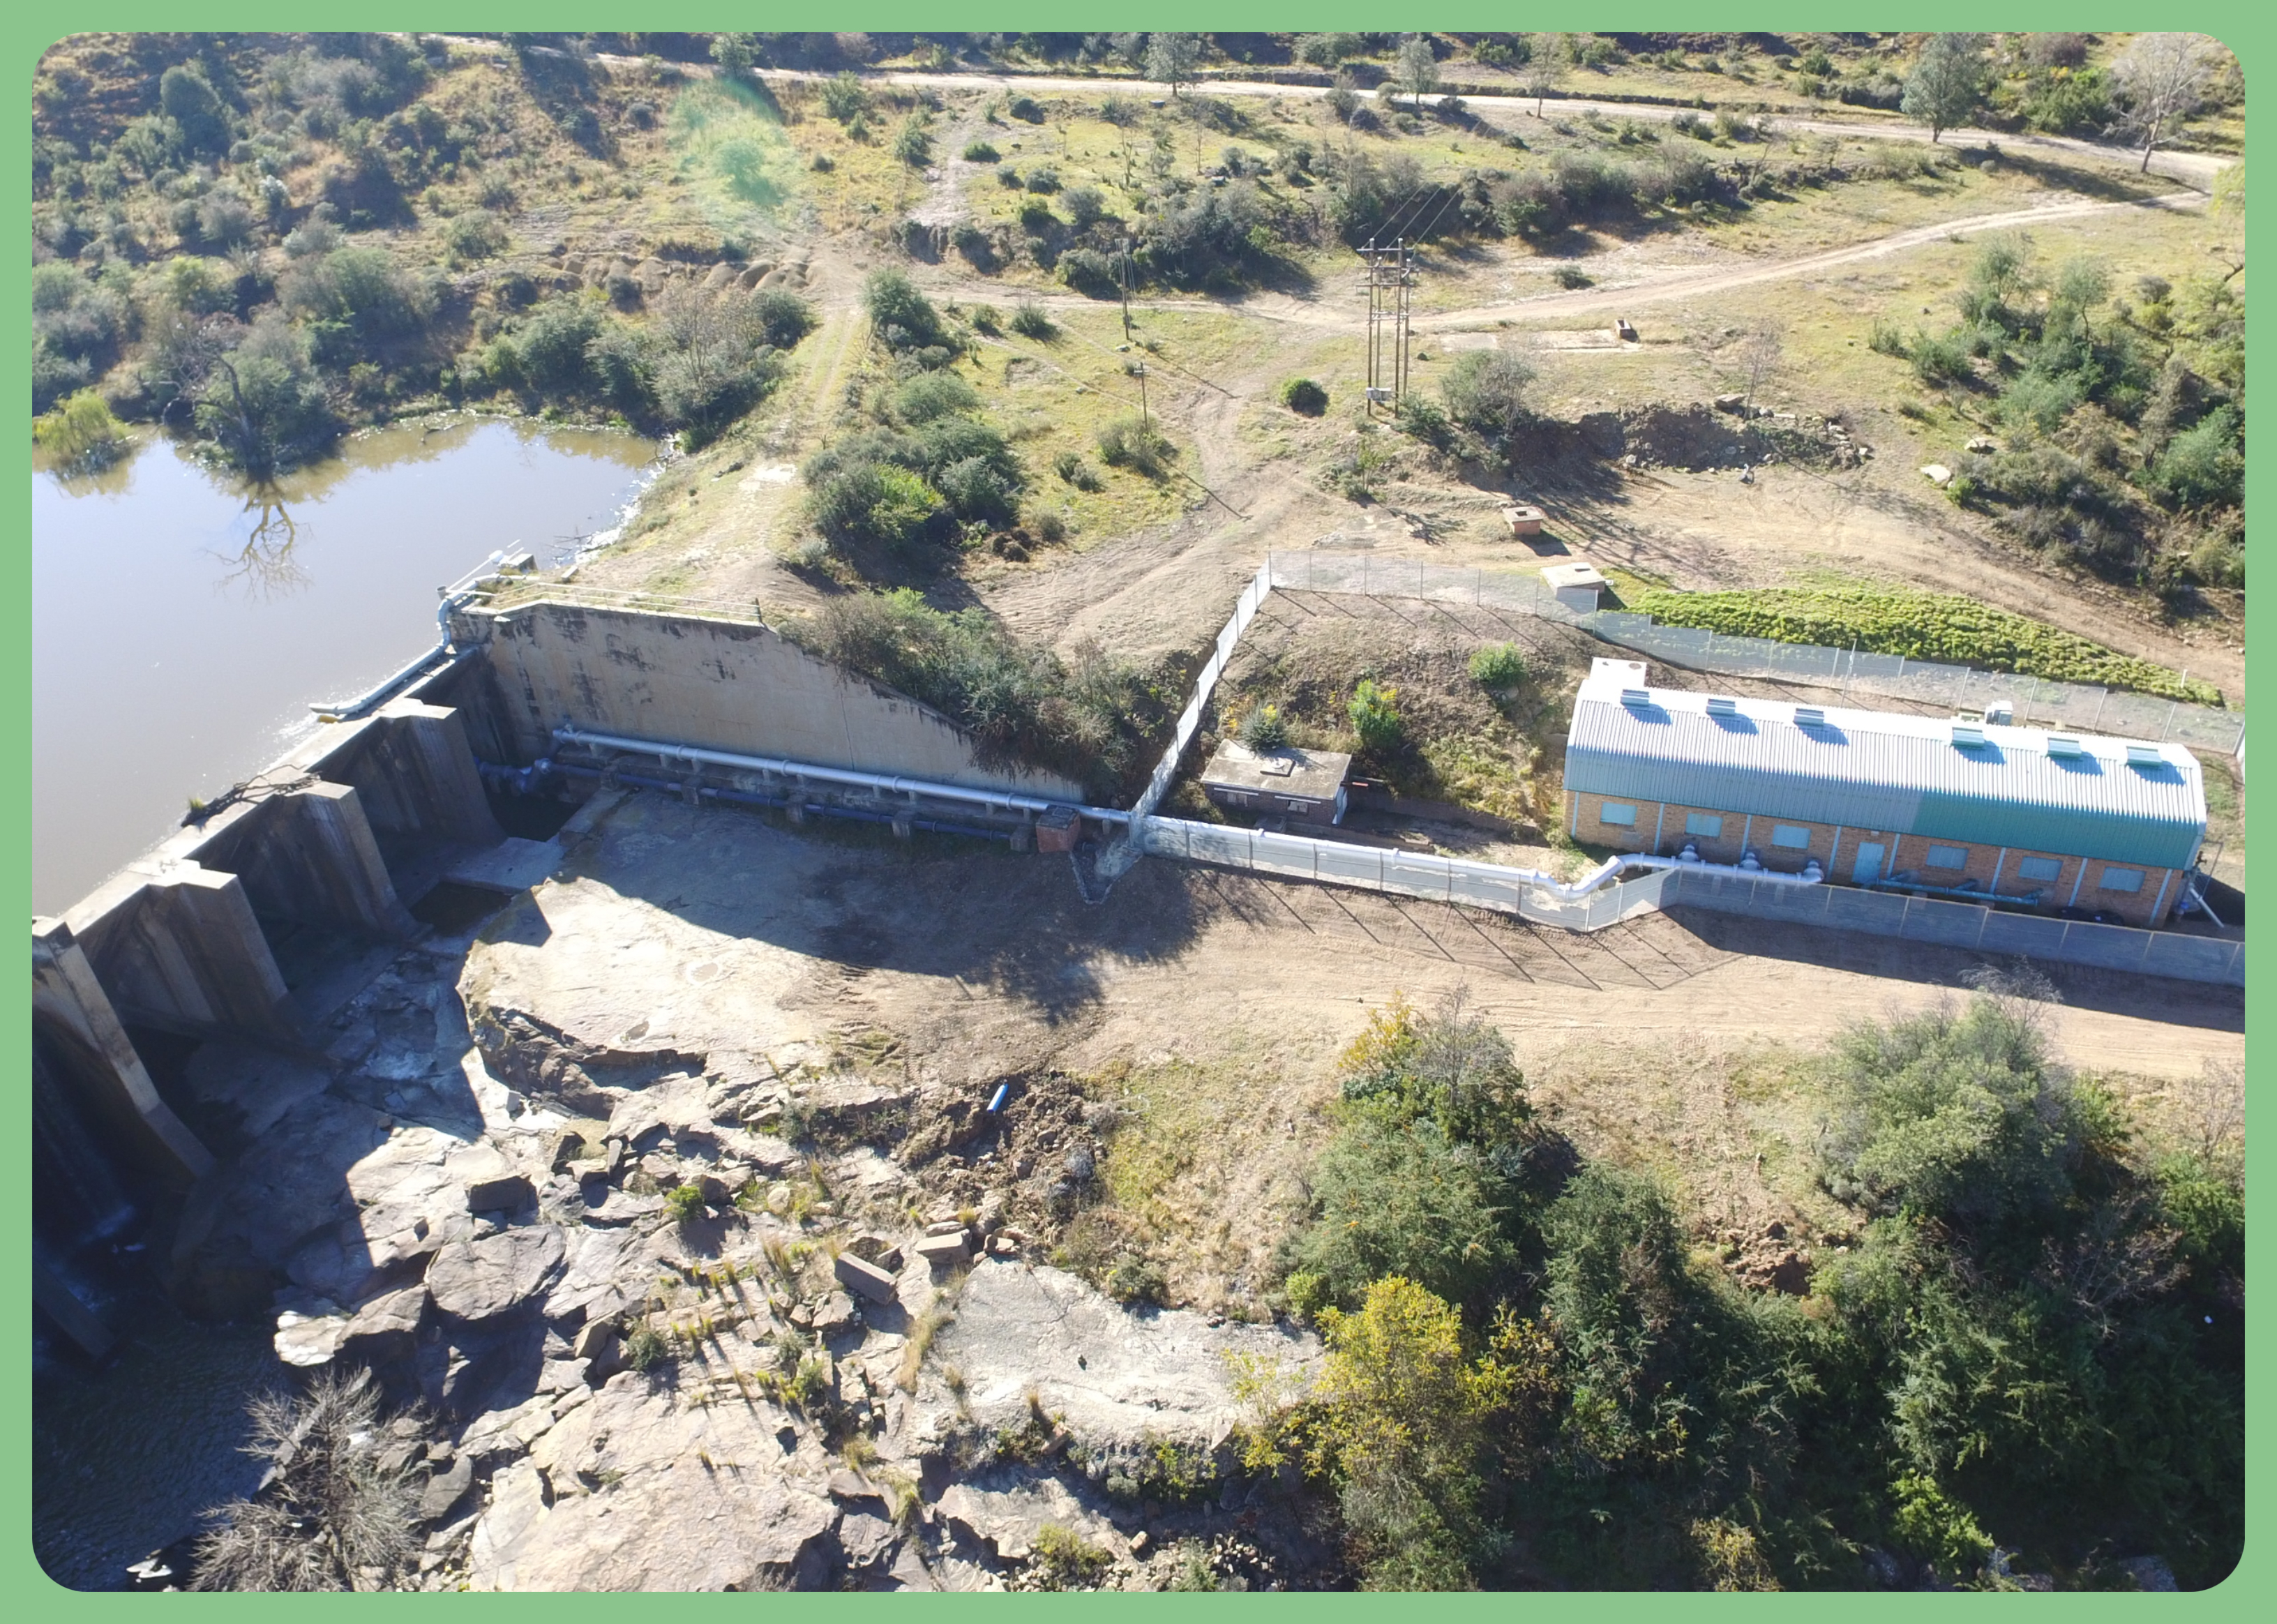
1851, 841, 1885, 883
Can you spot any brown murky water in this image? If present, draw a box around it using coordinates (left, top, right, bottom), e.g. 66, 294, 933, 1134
32, 419, 658, 914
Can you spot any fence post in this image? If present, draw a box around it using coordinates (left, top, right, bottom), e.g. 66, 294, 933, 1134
2091, 687, 2107, 731
1475, 569, 1482, 607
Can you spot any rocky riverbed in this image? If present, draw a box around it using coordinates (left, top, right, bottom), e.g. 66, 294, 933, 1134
158, 791, 1328, 1592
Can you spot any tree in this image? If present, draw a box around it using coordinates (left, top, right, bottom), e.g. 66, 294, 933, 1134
2110, 33, 2220, 174
1440, 347, 1535, 444
1522, 34, 1568, 115
159, 63, 230, 153
1734, 319, 1784, 407
1395, 35, 1441, 111
1900, 32, 1988, 144
709, 32, 760, 79
1144, 33, 1201, 98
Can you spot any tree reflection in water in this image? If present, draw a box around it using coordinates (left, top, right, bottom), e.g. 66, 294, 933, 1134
209, 489, 308, 597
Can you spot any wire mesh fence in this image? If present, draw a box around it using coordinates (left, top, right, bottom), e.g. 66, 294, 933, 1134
1263, 552, 2246, 756
1138, 815, 2244, 986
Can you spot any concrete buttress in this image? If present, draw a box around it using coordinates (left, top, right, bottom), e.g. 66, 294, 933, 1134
31, 917, 214, 1185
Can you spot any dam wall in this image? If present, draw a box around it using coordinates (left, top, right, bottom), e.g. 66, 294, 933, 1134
451, 599, 1085, 802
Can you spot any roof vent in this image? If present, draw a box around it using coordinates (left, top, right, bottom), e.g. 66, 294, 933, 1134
1792, 706, 1826, 728
1951, 722, 1985, 747
1705, 696, 1738, 718
2046, 734, 2084, 758
2126, 744, 2165, 768
1619, 688, 1652, 708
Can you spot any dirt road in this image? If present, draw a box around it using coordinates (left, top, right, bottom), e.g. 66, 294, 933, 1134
756, 65, 2234, 192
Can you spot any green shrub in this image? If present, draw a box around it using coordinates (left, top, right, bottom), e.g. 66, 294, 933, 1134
820, 71, 870, 123
891, 115, 931, 168
792, 589, 1167, 797
1096, 414, 1171, 475
1278, 1115, 1513, 1312
1008, 301, 1056, 340
664, 1183, 706, 1226
893, 370, 980, 423
1551, 264, 1592, 289
1348, 678, 1402, 752
1626, 585, 2220, 704
1030, 1523, 1113, 1590
862, 267, 947, 352
624, 1323, 668, 1371
439, 207, 507, 267
32, 389, 129, 472
963, 140, 1000, 162
1439, 348, 1535, 443
1467, 642, 1529, 689
1239, 702, 1288, 749
806, 460, 944, 548
1023, 165, 1060, 194
1279, 377, 1328, 416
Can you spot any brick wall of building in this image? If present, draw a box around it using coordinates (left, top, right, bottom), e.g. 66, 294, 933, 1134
1567, 790, 2178, 924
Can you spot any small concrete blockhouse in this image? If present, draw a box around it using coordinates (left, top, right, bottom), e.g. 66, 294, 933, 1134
1199, 741, 1352, 827
1563, 660, 2207, 927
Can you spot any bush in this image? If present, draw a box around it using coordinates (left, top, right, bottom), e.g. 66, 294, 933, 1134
664, 1182, 707, 1226
1468, 642, 1528, 689
963, 140, 1000, 162
1280, 1116, 1515, 1312
1062, 185, 1109, 230
1627, 585, 2219, 703
1030, 1523, 1113, 1590
190, 1369, 420, 1592
1279, 377, 1328, 416
1023, 165, 1060, 194
2147, 405, 2243, 510
863, 267, 947, 352
440, 207, 507, 267
1008, 301, 1056, 340
1239, 702, 1288, 748
1007, 93, 1045, 123
1819, 998, 2107, 1231
33, 389, 129, 472
1347, 677, 1403, 754
995, 163, 1023, 188
751, 288, 818, 349
1053, 449, 1103, 490
893, 370, 979, 423
1096, 414, 1171, 475
1551, 264, 1592, 289
793, 588, 1166, 797
1057, 246, 1119, 298
820, 70, 870, 123
890, 115, 932, 167
1439, 348, 1535, 444
806, 460, 944, 548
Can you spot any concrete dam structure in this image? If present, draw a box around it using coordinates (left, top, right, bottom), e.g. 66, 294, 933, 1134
31, 566, 1099, 1349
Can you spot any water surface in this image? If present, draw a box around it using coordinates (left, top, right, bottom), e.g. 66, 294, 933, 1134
33, 419, 656, 913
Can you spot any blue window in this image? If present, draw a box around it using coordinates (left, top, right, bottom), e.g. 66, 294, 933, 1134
1925, 845, 1969, 870
1598, 802, 1637, 827
2099, 866, 2144, 894
2015, 856, 2062, 883
1684, 812, 1722, 837
1771, 824, 1811, 848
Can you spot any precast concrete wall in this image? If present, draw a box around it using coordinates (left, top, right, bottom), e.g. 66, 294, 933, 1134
464, 600, 1085, 802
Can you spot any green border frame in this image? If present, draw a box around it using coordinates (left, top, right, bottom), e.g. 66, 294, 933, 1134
13, 5, 2262, 1611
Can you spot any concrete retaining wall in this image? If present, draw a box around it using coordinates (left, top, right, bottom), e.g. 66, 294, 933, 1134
461, 600, 1083, 802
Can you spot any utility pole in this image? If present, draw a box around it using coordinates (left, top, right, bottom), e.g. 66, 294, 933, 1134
1120, 236, 1134, 341
1360, 237, 1414, 418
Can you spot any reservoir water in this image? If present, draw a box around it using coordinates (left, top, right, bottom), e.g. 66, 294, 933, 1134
32, 417, 658, 915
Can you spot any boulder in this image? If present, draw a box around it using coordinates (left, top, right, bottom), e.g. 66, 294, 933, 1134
274, 1307, 350, 1368
427, 1226, 567, 1323
834, 1251, 899, 1307
340, 1284, 428, 1364
420, 1453, 475, 1521
449, 1143, 536, 1214
914, 1232, 970, 1270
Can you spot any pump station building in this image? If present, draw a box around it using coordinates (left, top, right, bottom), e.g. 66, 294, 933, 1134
1563, 661, 2208, 927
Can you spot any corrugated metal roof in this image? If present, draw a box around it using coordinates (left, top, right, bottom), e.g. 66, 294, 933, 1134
1565, 679, 2206, 868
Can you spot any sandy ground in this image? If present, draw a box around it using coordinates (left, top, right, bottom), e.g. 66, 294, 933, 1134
504, 790, 2240, 1091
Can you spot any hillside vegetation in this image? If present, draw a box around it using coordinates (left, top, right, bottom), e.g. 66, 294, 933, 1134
1234, 990, 2242, 1590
